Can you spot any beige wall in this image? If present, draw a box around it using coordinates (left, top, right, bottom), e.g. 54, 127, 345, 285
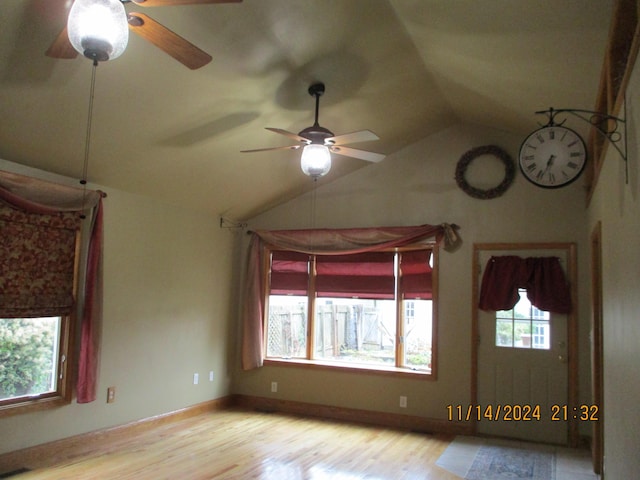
0, 162, 236, 455
234, 123, 593, 426
586, 56, 640, 477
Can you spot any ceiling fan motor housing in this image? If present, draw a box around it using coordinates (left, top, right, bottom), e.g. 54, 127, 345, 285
298, 125, 334, 145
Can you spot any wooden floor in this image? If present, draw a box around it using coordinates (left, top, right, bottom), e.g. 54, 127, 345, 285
8, 409, 461, 479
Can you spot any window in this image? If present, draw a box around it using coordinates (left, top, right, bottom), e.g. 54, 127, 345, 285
0, 317, 71, 406
495, 289, 550, 349
0, 203, 78, 414
265, 246, 436, 375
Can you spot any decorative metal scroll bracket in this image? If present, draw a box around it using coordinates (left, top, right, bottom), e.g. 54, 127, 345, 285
220, 216, 248, 230
535, 105, 628, 183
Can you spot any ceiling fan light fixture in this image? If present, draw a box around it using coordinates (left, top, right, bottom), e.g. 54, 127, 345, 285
300, 144, 332, 178
67, 0, 129, 62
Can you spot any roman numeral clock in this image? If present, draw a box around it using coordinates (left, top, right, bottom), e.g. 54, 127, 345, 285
518, 124, 587, 188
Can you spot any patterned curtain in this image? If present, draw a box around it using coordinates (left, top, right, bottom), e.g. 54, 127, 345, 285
0, 205, 81, 317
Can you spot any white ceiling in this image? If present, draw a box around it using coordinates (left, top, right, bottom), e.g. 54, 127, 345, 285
0, 0, 613, 220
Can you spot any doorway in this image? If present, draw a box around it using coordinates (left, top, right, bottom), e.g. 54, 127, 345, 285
472, 243, 579, 446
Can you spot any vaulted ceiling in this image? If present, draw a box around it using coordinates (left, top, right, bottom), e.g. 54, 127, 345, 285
0, 0, 613, 220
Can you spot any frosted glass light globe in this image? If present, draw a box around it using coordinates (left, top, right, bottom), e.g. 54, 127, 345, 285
67, 0, 129, 62
300, 144, 331, 178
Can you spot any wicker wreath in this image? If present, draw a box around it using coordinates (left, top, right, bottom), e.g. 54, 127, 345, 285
455, 145, 515, 199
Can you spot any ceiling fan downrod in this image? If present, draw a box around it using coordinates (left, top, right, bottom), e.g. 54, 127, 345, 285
309, 82, 325, 126
300, 83, 333, 144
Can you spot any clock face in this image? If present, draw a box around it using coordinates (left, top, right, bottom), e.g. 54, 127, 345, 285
518, 126, 587, 188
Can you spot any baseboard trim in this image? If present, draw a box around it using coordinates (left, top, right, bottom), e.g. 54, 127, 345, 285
233, 394, 473, 436
0, 396, 233, 474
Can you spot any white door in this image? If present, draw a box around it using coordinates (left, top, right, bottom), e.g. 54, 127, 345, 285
476, 249, 569, 445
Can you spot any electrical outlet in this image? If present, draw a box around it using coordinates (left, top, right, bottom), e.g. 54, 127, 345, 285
399, 396, 407, 408
209, 371, 214, 382
271, 381, 278, 393
107, 386, 116, 403
193, 373, 199, 385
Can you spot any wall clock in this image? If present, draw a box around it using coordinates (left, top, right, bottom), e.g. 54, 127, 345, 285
518, 125, 587, 188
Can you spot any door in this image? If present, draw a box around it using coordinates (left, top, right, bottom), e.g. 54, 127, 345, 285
476, 247, 571, 445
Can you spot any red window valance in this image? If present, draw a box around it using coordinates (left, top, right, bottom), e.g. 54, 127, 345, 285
478, 255, 571, 314
400, 250, 433, 300
270, 250, 310, 295
316, 252, 395, 299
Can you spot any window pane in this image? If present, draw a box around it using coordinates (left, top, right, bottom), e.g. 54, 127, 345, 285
0, 317, 60, 401
403, 299, 432, 370
514, 319, 532, 348
313, 298, 396, 366
496, 319, 514, 347
532, 306, 550, 321
532, 321, 550, 349
494, 288, 551, 350
266, 296, 307, 358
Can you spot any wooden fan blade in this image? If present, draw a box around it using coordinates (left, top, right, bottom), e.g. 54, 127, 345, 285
325, 130, 380, 146
128, 13, 212, 69
131, 0, 241, 6
329, 146, 385, 163
45, 26, 78, 59
241, 145, 302, 153
265, 128, 310, 144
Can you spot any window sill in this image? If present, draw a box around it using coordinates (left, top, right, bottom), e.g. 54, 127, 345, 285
264, 358, 434, 379
0, 394, 70, 418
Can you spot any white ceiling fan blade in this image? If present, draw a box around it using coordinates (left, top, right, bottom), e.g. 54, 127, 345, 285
325, 130, 380, 145
265, 128, 310, 144
241, 145, 302, 153
330, 146, 385, 163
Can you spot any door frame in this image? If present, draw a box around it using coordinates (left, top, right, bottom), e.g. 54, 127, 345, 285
471, 242, 579, 447
590, 223, 604, 474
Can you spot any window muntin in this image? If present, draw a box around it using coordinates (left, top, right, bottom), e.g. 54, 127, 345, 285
495, 288, 550, 349
265, 246, 436, 374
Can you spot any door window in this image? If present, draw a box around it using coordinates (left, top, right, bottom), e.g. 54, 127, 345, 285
495, 289, 550, 349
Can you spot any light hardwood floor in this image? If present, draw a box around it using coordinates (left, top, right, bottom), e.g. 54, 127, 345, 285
7, 409, 461, 479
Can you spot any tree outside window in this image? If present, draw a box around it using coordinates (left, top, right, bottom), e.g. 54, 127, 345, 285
0, 317, 61, 401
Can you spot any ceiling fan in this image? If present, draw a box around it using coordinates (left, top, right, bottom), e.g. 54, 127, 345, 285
241, 83, 386, 178
45, 0, 241, 69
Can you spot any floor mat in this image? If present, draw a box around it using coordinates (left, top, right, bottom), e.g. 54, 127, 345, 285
436, 436, 599, 480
